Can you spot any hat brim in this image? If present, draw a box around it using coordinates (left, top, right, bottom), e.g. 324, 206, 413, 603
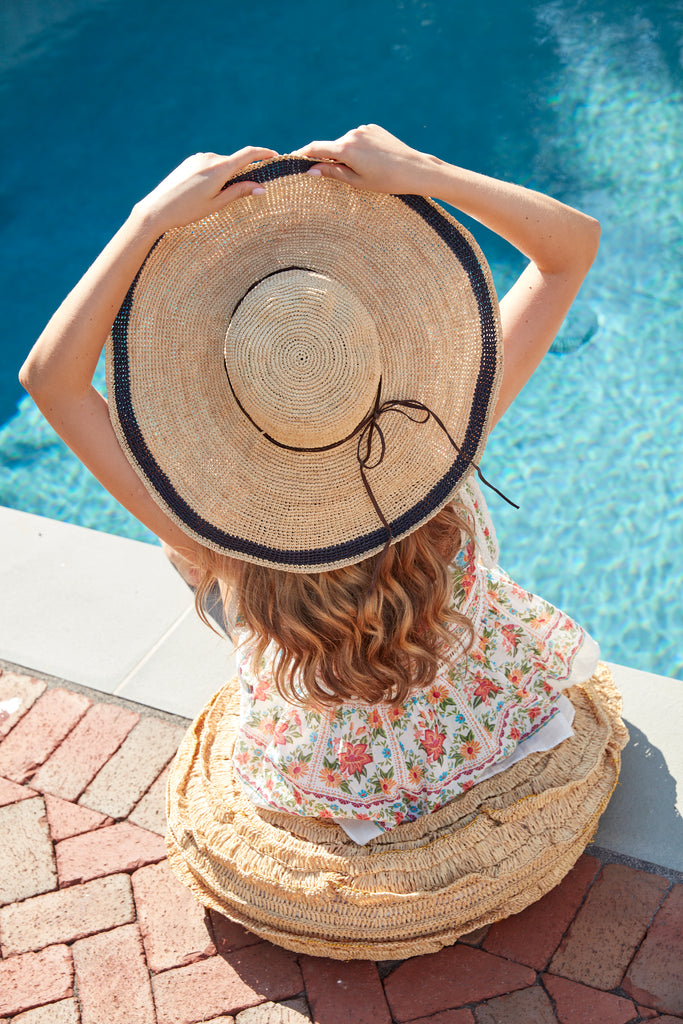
106, 157, 502, 571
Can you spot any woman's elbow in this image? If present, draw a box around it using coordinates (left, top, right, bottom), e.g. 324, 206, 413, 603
584, 215, 601, 264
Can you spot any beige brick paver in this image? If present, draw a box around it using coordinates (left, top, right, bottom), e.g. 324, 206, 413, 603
80, 717, 184, 819
0, 688, 91, 783
236, 1000, 312, 1023
31, 702, 139, 800
474, 985, 557, 1024
0, 672, 47, 737
0, 796, 57, 906
56, 820, 166, 886
0, 945, 73, 1018
132, 860, 215, 972
10, 997, 81, 1024
128, 763, 170, 835
73, 923, 155, 1024
0, 873, 135, 955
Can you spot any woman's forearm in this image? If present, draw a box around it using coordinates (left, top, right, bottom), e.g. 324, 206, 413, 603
424, 160, 600, 276
19, 207, 163, 405
298, 125, 600, 278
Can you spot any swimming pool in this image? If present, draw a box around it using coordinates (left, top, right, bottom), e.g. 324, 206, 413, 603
1, 0, 681, 679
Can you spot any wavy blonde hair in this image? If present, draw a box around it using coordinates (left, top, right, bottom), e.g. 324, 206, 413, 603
195, 503, 475, 709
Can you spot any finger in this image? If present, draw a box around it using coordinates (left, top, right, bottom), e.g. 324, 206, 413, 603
305, 161, 361, 187
229, 145, 279, 165
293, 140, 346, 161
214, 179, 268, 205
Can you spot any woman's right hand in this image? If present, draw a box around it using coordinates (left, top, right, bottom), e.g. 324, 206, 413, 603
294, 125, 441, 196
133, 146, 278, 233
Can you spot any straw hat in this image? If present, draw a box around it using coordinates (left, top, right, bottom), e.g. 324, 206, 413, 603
106, 157, 503, 572
166, 663, 628, 960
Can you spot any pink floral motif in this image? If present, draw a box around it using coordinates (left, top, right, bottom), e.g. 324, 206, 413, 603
272, 719, 289, 745
338, 742, 373, 777
473, 675, 503, 703
421, 728, 446, 762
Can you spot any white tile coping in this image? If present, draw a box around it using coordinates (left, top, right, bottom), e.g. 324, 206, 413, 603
1, 505, 681, 871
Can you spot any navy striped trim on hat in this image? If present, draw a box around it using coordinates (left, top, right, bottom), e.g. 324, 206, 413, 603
110, 159, 498, 568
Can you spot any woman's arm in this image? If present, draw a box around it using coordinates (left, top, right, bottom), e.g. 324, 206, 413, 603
19, 148, 276, 559
296, 125, 600, 426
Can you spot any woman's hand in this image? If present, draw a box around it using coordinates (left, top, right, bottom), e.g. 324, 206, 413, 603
134, 146, 278, 233
294, 124, 441, 196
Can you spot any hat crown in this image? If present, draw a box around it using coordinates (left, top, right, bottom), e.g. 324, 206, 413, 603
224, 269, 381, 448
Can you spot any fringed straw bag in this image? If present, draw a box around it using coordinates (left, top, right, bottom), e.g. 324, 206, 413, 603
166, 662, 627, 961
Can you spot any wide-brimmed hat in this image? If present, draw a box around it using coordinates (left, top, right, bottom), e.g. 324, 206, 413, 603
106, 156, 503, 572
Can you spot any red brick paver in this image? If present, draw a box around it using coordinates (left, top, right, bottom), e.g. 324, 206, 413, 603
548, 864, 669, 990
0, 688, 91, 782
1, 671, 682, 1024
301, 957, 391, 1024
622, 884, 683, 1016
31, 701, 139, 799
384, 946, 536, 1021
56, 819, 166, 885
483, 854, 601, 969
44, 791, 113, 841
0, 944, 73, 1017
0, 776, 37, 806
401, 1011, 475, 1024
542, 974, 637, 1024
73, 923, 156, 1023
152, 944, 302, 1024
132, 860, 216, 972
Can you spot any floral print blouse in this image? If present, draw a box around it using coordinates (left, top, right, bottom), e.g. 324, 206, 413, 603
232, 479, 597, 834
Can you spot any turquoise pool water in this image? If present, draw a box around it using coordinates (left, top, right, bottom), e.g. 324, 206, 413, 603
1, 0, 681, 679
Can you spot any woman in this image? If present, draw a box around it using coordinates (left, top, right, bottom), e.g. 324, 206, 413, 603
20, 125, 625, 957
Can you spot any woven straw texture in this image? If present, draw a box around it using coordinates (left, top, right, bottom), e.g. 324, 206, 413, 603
166, 663, 628, 961
106, 161, 502, 571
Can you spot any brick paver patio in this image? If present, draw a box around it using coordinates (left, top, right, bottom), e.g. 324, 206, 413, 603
1, 667, 681, 1024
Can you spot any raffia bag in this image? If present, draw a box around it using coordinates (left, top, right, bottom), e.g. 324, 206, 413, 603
166, 662, 627, 961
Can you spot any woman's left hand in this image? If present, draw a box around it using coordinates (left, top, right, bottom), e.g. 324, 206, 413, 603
134, 147, 278, 233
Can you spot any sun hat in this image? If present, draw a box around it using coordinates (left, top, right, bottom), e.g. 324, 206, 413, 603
166, 662, 628, 959
106, 156, 504, 572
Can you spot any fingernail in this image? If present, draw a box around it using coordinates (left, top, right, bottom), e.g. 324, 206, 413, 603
251, 186, 266, 194
306, 168, 322, 176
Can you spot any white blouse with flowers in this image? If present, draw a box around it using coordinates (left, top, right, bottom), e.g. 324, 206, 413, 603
231, 478, 599, 844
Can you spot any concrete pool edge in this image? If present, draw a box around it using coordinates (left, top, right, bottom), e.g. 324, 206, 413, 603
1, 505, 681, 872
